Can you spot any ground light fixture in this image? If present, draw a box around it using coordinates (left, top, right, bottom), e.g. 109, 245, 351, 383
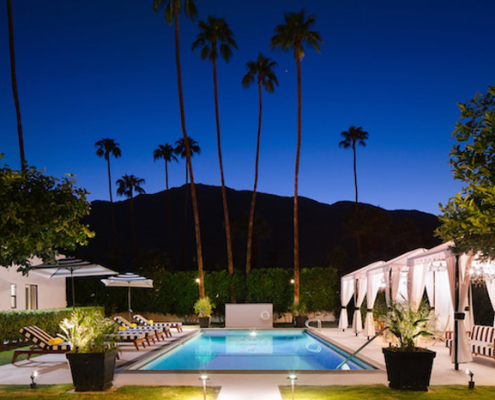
30, 371, 38, 389
466, 369, 475, 389
287, 374, 297, 400
199, 374, 209, 400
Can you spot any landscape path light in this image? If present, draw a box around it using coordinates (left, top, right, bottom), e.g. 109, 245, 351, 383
30, 370, 38, 389
199, 374, 209, 400
466, 369, 475, 389
287, 374, 297, 400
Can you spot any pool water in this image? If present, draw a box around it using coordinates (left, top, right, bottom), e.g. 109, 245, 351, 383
138, 330, 375, 371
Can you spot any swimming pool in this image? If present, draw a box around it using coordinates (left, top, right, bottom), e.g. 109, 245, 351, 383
133, 330, 376, 371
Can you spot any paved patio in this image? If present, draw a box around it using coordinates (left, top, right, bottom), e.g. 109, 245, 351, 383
1, 327, 494, 400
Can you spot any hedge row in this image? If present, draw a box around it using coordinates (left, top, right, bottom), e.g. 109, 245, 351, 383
0, 306, 103, 344
74, 267, 340, 318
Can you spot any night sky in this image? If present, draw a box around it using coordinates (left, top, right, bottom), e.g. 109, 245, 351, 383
1, 0, 494, 215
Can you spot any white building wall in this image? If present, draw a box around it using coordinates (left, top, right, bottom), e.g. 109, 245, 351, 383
0, 257, 66, 311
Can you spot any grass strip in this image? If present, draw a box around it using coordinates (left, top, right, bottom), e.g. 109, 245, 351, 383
0, 385, 220, 399
279, 384, 495, 399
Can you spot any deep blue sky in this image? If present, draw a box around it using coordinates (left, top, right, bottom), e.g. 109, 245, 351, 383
1, 0, 494, 215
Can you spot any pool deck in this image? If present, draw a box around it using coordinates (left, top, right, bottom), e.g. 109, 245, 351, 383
1, 327, 494, 400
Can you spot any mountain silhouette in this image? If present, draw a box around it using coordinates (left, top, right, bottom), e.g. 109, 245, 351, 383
73, 184, 441, 275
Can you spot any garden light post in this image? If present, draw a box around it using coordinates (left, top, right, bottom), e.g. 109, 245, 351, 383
199, 375, 209, 400
466, 369, 475, 389
287, 374, 297, 400
30, 371, 38, 389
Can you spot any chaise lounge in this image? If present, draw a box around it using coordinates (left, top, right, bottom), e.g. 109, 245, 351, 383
113, 316, 167, 343
12, 326, 70, 364
133, 314, 183, 333
446, 325, 495, 365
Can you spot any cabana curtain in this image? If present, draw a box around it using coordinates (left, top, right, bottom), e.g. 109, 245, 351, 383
447, 254, 473, 365
352, 277, 367, 334
338, 278, 355, 331
407, 263, 428, 310
364, 272, 382, 337
486, 281, 495, 327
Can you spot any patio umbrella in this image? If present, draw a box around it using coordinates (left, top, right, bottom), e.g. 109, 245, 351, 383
30, 257, 118, 308
101, 273, 153, 320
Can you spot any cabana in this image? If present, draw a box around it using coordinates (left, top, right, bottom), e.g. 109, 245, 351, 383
341, 241, 495, 370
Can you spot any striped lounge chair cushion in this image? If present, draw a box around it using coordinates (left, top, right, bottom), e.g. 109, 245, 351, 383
471, 341, 494, 357
134, 315, 182, 328
471, 325, 495, 343
116, 331, 146, 340
20, 326, 71, 351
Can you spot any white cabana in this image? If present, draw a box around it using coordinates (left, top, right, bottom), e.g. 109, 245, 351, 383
338, 276, 354, 331
342, 260, 385, 336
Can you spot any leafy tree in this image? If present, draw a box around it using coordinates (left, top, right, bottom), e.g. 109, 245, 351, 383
192, 16, 237, 290
95, 138, 121, 266
0, 159, 93, 273
6, 0, 25, 169
437, 85, 495, 259
175, 137, 200, 270
271, 9, 322, 304
153, 143, 178, 260
154, 0, 206, 298
242, 53, 278, 275
116, 174, 145, 262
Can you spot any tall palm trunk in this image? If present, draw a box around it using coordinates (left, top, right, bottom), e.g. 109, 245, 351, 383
107, 159, 120, 267
352, 143, 362, 258
182, 161, 189, 270
293, 56, 302, 305
246, 80, 263, 275
212, 57, 235, 300
165, 160, 174, 264
173, 1, 205, 298
7, 0, 25, 170
130, 193, 137, 262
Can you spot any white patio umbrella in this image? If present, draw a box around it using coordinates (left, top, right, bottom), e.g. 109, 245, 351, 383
101, 273, 153, 320
30, 257, 118, 308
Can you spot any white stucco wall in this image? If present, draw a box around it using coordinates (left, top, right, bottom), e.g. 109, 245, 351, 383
225, 303, 273, 328
0, 257, 66, 311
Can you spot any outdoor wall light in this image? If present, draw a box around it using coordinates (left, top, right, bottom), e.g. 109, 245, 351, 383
30, 370, 38, 389
287, 374, 297, 400
466, 369, 475, 389
199, 374, 209, 400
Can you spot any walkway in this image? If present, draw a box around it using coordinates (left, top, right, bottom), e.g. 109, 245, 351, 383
1, 327, 494, 400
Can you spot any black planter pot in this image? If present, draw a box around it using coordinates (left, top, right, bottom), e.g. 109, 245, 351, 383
382, 347, 436, 391
294, 316, 308, 328
198, 316, 211, 328
66, 350, 117, 392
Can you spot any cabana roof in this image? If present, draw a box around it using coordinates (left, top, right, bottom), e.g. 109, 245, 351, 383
406, 241, 454, 266
342, 260, 385, 280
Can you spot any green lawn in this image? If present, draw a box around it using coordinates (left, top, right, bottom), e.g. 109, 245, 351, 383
279, 385, 495, 399
0, 385, 220, 399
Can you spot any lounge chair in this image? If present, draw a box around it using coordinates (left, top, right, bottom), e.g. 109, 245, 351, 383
115, 330, 147, 351
133, 314, 183, 333
12, 326, 70, 363
113, 316, 167, 343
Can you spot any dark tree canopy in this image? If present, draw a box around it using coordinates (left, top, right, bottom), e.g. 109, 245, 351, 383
437, 85, 495, 259
0, 159, 94, 273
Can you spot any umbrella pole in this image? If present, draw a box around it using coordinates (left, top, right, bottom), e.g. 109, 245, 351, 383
128, 286, 131, 321
71, 272, 76, 311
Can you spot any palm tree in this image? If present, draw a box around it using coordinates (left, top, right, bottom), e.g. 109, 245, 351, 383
339, 126, 368, 258
241, 53, 278, 275
153, 143, 178, 261
6, 0, 25, 169
192, 16, 237, 284
116, 174, 145, 262
95, 138, 122, 267
339, 126, 369, 207
175, 137, 200, 271
153, 0, 206, 298
271, 9, 322, 305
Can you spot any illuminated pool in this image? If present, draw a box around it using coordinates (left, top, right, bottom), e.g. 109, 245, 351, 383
132, 329, 376, 371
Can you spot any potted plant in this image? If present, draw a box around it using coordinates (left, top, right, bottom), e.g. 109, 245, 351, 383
291, 302, 308, 328
194, 297, 214, 328
59, 309, 118, 392
382, 301, 436, 391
